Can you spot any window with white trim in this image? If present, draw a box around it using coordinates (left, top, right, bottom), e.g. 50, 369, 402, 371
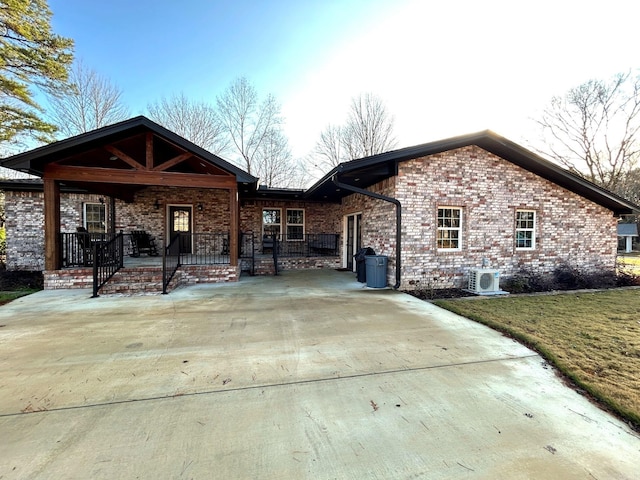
515, 210, 536, 249
262, 208, 281, 238
286, 209, 305, 240
437, 207, 462, 250
84, 203, 106, 233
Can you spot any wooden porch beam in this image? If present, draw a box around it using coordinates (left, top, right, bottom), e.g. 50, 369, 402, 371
45, 164, 237, 189
146, 133, 154, 170
43, 178, 61, 271
152, 152, 192, 172
104, 145, 145, 170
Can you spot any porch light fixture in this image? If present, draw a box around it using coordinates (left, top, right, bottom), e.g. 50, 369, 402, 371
108, 155, 118, 161
154, 199, 160, 210
99, 197, 104, 204
197, 203, 203, 211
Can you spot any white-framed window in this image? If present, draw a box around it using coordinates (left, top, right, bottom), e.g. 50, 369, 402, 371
437, 207, 462, 250
84, 203, 106, 233
262, 208, 282, 238
286, 208, 305, 240
515, 210, 536, 249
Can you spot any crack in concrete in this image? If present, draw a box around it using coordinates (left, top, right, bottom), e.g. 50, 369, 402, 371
0, 353, 539, 418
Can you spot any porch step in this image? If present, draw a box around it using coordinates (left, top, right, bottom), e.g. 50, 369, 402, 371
98, 267, 168, 295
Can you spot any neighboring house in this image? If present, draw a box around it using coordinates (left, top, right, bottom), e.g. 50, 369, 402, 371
0, 117, 637, 294
617, 223, 638, 253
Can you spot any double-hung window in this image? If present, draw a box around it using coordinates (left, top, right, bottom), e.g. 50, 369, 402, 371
437, 207, 462, 250
286, 209, 304, 240
515, 210, 536, 249
84, 203, 106, 233
262, 208, 281, 238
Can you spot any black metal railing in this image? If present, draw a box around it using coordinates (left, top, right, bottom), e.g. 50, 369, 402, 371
61, 231, 113, 267
178, 232, 230, 265
263, 233, 340, 257
92, 232, 124, 297
239, 231, 255, 275
163, 234, 181, 294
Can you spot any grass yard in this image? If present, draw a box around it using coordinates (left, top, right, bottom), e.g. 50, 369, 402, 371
618, 255, 640, 268
435, 289, 640, 429
0, 290, 38, 306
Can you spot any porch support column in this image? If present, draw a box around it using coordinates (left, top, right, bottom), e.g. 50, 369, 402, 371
44, 178, 61, 271
229, 185, 238, 266
109, 196, 116, 233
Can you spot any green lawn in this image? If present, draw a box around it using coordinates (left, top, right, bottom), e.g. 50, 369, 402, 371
435, 289, 640, 429
0, 290, 38, 306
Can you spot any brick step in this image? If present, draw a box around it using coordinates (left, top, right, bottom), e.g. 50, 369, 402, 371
98, 267, 167, 295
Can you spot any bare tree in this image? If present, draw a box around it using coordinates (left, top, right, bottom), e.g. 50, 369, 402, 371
46, 60, 129, 137
147, 93, 228, 155
312, 93, 397, 171
216, 77, 283, 175
536, 72, 640, 191
253, 130, 303, 188
344, 93, 397, 158
313, 124, 344, 170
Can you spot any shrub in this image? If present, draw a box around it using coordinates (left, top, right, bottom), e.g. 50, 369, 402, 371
502, 263, 637, 293
0, 227, 5, 262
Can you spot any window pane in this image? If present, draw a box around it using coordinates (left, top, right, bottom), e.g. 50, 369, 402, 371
264, 225, 280, 237
84, 203, 106, 233
287, 225, 303, 240
263, 209, 281, 225
287, 209, 303, 225
515, 211, 535, 249
437, 207, 461, 249
173, 211, 190, 232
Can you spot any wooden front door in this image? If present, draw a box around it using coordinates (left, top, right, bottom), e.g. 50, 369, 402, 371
169, 205, 192, 254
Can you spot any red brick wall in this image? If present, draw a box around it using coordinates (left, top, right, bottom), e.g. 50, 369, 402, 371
395, 146, 618, 289
5, 191, 107, 270
240, 198, 341, 254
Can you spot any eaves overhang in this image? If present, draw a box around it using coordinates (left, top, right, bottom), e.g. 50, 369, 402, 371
304, 130, 640, 216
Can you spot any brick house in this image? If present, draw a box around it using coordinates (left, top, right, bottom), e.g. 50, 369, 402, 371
1, 118, 636, 294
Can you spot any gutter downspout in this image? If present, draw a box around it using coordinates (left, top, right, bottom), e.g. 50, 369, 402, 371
332, 169, 402, 289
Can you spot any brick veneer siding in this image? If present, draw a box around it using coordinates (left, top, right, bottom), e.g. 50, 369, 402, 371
5, 191, 107, 271
338, 147, 618, 289
240, 198, 342, 254
115, 186, 232, 249
395, 146, 618, 289
7, 185, 235, 280
340, 177, 398, 281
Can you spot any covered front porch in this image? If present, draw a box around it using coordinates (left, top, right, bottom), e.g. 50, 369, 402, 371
2, 117, 256, 295
50, 229, 341, 294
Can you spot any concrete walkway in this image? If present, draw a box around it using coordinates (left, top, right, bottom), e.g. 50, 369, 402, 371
1, 270, 639, 479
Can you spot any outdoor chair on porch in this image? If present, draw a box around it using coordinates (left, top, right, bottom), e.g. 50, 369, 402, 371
130, 230, 159, 257
262, 235, 277, 253
76, 226, 93, 266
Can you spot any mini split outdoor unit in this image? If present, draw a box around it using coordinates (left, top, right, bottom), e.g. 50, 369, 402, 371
467, 269, 506, 295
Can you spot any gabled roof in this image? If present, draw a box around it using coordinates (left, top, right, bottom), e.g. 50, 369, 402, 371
0, 116, 257, 184
305, 130, 639, 215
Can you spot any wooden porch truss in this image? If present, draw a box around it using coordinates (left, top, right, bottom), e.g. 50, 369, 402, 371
43, 130, 240, 270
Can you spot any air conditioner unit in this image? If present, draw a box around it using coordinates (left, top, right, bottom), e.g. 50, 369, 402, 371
468, 269, 502, 295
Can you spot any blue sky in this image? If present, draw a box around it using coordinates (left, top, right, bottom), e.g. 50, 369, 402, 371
47, 0, 639, 161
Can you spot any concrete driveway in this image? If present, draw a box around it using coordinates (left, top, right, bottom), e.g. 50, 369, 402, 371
1, 270, 639, 479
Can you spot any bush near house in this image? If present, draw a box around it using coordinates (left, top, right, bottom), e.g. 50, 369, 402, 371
406, 262, 640, 300
0, 227, 5, 260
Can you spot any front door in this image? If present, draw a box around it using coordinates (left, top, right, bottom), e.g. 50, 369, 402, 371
344, 213, 362, 270
169, 205, 192, 254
